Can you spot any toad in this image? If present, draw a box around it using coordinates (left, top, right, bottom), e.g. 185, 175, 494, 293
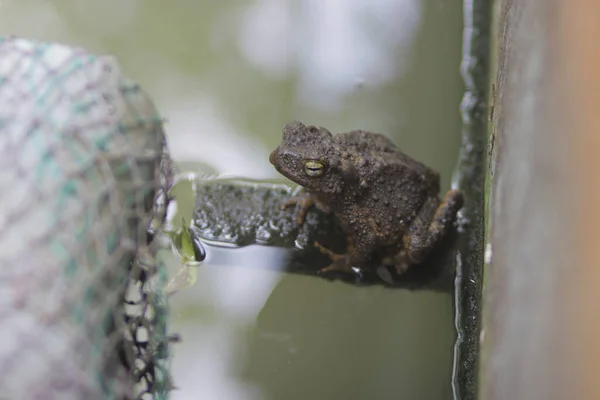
269, 121, 464, 276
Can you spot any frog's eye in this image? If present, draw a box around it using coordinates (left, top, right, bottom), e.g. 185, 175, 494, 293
303, 160, 325, 177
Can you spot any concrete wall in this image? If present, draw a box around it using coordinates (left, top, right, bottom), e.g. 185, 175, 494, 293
481, 0, 600, 399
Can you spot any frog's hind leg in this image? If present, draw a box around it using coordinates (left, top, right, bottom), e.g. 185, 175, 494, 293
395, 189, 464, 273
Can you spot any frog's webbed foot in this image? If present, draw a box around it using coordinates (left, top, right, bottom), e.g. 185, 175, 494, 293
281, 192, 331, 225
397, 189, 464, 275
314, 237, 357, 274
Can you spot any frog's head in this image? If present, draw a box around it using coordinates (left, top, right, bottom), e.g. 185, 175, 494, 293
269, 121, 358, 195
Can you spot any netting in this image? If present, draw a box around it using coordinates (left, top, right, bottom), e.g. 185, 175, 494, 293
0, 36, 173, 399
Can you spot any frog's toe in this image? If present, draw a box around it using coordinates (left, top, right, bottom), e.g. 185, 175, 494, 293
314, 241, 339, 258
319, 259, 355, 274
438, 189, 464, 220
314, 241, 356, 274
383, 251, 411, 275
281, 197, 300, 209
394, 259, 410, 275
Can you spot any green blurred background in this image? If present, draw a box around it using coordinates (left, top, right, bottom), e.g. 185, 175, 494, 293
0, 1, 464, 398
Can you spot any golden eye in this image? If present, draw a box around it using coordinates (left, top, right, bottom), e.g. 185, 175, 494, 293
303, 160, 325, 177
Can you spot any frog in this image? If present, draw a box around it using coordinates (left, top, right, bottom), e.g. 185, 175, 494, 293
268, 120, 464, 276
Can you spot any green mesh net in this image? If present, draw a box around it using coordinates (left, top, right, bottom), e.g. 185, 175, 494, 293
0, 36, 173, 399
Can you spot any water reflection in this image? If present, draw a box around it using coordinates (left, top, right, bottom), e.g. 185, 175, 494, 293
243, 277, 453, 400
166, 249, 283, 400
1, 0, 462, 398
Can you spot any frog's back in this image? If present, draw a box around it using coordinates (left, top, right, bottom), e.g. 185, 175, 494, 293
334, 130, 438, 183
334, 130, 397, 154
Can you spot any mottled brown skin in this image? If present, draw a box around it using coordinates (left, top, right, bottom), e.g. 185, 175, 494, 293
269, 121, 464, 275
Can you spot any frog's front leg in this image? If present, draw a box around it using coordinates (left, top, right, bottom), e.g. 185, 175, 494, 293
281, 191, 331, 225
395, 189, 464, 274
